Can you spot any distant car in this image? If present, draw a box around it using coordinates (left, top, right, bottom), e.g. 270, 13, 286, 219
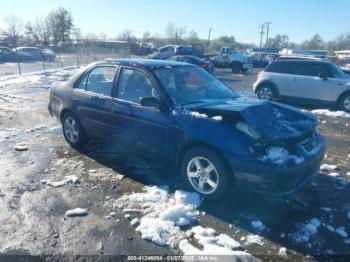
14, 47, 56, 61
41, 48, 56, 61
211, 47, 253, 73
148, 45, 177, 60
253, 60, 350, 112
49, 59, 325, 199
168, 55, 215, 74
0, 46, 32, 62
148, 44, 205, 60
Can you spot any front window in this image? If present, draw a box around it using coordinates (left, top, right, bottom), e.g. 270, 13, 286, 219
327, 63, 348, 78
153, 66, 237, 105
116, 68, 159, 103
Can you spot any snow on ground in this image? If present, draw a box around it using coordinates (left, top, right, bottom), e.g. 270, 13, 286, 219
41, 175, 79, 187
320, 163, 338, 171
245, 235, 264, 246
65, 208, 88, 217
113, 186, 258, 258
311, 109, 350, 118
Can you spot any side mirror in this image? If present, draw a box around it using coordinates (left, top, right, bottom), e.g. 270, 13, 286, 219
318, 72, 328, 80
140, 97, 166, 111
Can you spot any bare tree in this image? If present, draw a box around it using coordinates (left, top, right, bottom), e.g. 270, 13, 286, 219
165, 22, 176, 43
32, 18, 51, 45
165, 22, 187, 44
117, 29, 136, 43
142, 31, 151, 42
187, 30, 199, 43
2, 15, 23, 47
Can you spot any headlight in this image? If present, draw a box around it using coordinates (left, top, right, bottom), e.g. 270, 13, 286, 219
236, 122, 261, 140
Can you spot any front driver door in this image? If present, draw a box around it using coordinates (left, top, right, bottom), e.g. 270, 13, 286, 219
114, 67, 173, 162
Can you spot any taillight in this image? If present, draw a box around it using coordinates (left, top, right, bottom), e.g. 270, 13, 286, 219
201, 63, 208, 68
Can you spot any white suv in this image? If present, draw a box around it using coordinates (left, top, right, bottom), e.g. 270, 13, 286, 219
253, 60, 350, 112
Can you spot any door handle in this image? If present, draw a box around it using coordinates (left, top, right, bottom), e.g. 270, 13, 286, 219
292, 78, 298, 81
73, 98, 79, 102
337, 82, 344, 86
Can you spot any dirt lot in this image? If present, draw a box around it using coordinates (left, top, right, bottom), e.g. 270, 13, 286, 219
0, 66, 349, 261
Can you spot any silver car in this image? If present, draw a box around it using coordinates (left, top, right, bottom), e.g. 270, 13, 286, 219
253, 60, 350, 112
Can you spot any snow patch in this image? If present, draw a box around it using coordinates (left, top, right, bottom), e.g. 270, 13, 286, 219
259, 146, 304, 164
65, 208, 88, 217
311, 109, 350, 118
190, 111, 208, 118
41, 175, 79, 187
245, 235, 264, 246
278, 247, 287, 256
14, 143, 28, 151
320, 164, 338, 171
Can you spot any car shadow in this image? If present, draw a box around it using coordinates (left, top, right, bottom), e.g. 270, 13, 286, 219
75, 140, 350, 259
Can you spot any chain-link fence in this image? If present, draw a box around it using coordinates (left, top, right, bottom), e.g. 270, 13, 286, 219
0, 45, 144, 77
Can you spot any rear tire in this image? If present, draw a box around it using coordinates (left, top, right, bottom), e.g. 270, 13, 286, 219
62, 112, 88, 149
257, 84, 275, 100
181, 146, 231, 200
338, 92, 350, 113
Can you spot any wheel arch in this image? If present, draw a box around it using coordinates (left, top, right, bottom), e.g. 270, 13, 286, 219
336, 90, 350, 105
255, 80, 280, 97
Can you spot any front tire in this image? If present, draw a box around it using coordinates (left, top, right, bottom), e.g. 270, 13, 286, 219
181, 146, 231, 200
62, 112, 88, 149
257, 84, 275, 100
338, 92, 350, 113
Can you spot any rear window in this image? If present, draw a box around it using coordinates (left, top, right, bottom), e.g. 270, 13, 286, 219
265, 62, 296, 74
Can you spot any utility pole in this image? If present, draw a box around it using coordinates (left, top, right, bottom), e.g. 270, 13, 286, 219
207, 27, 212, 52
258, 24, 265, 55
265, 22, 272, 48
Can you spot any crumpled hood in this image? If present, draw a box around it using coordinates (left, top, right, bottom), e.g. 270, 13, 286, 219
192, 97, 317, 140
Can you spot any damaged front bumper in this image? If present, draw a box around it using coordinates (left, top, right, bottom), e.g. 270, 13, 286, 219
225, 135, 326, 195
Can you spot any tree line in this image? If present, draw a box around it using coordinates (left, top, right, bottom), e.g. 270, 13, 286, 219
1, 7, 349, 53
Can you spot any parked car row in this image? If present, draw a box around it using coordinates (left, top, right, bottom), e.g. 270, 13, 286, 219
0, 46, 56, 62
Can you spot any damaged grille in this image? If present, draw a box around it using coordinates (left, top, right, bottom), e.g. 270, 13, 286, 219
299, 132, 319, 154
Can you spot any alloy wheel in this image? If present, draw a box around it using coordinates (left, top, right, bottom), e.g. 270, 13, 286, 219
63, 117, 79, 143
186, 157, 219, 195
343, 96, 350, 111
258, 86, 273, 100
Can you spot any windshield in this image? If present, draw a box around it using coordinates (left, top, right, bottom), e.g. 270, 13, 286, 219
328, 63, 348, 78
153, 66, 238, 105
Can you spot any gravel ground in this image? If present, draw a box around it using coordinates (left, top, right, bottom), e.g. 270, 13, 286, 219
0, 66, 349, 261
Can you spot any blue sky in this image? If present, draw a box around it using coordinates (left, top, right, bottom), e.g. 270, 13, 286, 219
0, 0, 348, 44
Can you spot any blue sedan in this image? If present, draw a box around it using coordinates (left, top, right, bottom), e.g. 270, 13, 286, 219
48, 59, 325, 199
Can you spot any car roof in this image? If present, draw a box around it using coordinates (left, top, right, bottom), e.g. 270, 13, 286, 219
272, 59, 329, 65
102, 58, 190, 69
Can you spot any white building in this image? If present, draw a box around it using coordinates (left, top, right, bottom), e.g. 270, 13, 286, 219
279, 48, 328, 58
334, 50, 350, 60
